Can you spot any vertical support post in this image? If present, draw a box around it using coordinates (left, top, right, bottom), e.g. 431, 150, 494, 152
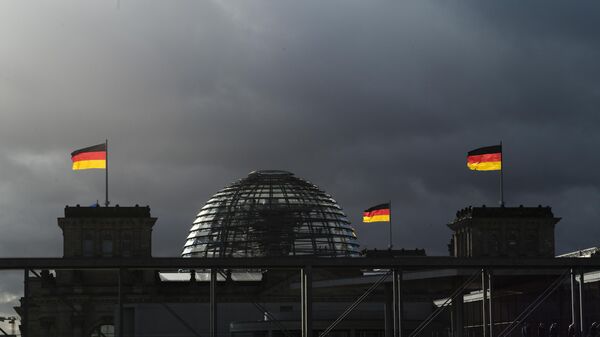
385, 284, 393, 337
389, 200, 393, 249
571, 268, 577, 332
301, 266, 313, 337
118, 268, 124, 337
210, 268, 218, 337
451, 282, 464, 337
23, 269, 29, 337
393, 268, 403, 337
500, 141, 504, 207
488, 270, 494, 337
482, 269, 488, 337
579, 270, 584, 337
105, 139, 109, 207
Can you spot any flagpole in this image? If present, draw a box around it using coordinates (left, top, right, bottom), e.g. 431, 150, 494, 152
500, 141, 504, 207
389, 200, 393, 249
105, 139, 109, 207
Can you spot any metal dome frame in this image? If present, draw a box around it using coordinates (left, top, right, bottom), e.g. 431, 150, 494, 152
182, 170, 360, 258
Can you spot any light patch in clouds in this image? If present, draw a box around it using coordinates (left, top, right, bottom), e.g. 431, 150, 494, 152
6, 152, 64, 173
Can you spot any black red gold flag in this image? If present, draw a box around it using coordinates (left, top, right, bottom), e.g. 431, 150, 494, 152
71, 143, 107, 170
467, 145, 502, 171
363, 203, 391, 223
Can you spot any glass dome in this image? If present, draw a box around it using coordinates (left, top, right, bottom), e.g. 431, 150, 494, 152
182, 170, 360, 257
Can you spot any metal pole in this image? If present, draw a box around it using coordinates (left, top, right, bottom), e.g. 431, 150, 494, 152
488, 270, 494, 337
23, 269, 29, 337
385, 284, 393, 337
452, 284, 464, 337
389, 201, 393, 249
482, 269, 488, 337
321, 270, 392, 337
579, 270, 584, 337
301, 266, 313, 337
210, 268, 217, 337
571, 268, 577, 331
118, 268, 124, 337
161, 303, 203, 337
496, 271, 569, 337
105, 139, 109, 207
393, 268, 403, 337
500, 141, 504, 206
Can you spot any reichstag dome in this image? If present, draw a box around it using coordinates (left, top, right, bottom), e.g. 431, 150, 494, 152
182, 170, 360, 258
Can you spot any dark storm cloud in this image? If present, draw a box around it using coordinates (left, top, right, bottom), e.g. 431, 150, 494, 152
0, 0, 599, 322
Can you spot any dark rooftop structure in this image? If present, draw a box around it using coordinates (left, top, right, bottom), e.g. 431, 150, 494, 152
63, 204, 152, 218
59, 205, 156, 258
448, 205, 560, 258
452, 204, 556, 221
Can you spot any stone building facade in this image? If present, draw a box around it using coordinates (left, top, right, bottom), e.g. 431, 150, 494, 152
447, 206, 560, 258
22, 206, 156, 337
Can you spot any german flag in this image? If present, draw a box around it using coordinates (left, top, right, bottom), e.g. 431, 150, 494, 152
467, 145, 501, 171
363, 203, 390, 223
71, 143, 106, 170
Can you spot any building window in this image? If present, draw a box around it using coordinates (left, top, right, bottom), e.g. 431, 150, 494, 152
122, 232, 132, 257
102, 233, 113, 257
83, 234, 94, 257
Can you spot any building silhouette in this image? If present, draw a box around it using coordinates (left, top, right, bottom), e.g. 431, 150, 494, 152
448, 206, 559, 258
15, 170, 600, 337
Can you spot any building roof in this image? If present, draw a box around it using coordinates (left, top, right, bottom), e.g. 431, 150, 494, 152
182, 170, 360, 258
452, 205, 556, 223
63, 205, 152, 218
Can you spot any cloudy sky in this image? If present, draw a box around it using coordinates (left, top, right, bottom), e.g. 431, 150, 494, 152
0, 0, 599, 321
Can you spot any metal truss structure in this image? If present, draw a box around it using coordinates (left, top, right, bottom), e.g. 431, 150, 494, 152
6, 256, 600, 337
182, 170, 360, 258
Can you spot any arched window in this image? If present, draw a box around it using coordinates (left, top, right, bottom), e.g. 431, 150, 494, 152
90, 324, 114, 337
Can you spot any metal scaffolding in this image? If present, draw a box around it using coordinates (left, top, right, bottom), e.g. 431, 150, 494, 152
7, 256, 599, 337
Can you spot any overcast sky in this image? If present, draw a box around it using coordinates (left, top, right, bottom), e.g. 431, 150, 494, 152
0, 0, 599, 321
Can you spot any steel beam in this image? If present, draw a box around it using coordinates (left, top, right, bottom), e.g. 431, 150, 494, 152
301, 266, 313, 337
321, 270, 391, 337
488, 270, 494, 337
160, 303, 202, 337
571, 268, 577, 332
118, 268, 124, 337
393, 268, 403, 337
482, 269, 488, 337
451, 287, 464, 337
0, 257, 599, 270
497, 271, 569, 337
385, 284, 393, 337
23, 269, 29, 337
253, 302, 292, 337
579, 270, 584, 337
409, 271, 480, 337
210, 268, 217, 337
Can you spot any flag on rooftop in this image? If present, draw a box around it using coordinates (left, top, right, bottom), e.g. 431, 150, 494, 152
71, 143, 107, 170
363, 203, 391, 223
467, 144, 502, 171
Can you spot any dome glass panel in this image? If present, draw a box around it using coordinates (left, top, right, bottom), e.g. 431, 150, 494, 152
182, 170, 360, 257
